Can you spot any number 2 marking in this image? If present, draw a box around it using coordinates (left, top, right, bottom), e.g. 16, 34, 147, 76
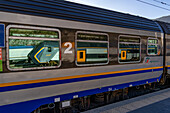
64, 42, 73, 54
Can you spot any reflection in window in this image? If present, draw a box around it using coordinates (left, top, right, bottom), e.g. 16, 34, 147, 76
76, 33, 108, 65
119, 37, 140, 63
9, 28, 59, 38
148, 38, 158, 55
8, 27, 60, 69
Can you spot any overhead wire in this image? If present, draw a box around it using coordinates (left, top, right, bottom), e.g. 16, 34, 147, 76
136, 0, 170, 11
153, 0, 170, 7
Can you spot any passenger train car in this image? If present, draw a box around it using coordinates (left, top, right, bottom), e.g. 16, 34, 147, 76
0, 0, 169, 113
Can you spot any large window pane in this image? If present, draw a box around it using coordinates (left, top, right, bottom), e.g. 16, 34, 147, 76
9, 39, 60, 69
119, 37, 140, 63
77, 33, 108, 41
9, 28, 59, 39
148, 38, 158, 55
77, 42, 108, 64
76, 33, 108, 65
8, 26, 60, 70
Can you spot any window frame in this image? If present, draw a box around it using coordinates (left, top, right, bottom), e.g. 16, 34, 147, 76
118, 35, 141, 64
147, 37, 159, 56
6, 25, 61, 71
75, 31, 109, 66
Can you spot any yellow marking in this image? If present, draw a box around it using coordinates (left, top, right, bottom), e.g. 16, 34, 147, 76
121, 51, 126, 60
166, 65, 170, 67
34, 47, 47, 63
77, 50, 86, 62
0, 66, 163, 87
46, 54, 51, 56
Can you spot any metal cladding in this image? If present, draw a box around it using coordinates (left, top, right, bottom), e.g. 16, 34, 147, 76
0, 0, 161, 32
158, 22, 170, 34
165, 23, 170, 34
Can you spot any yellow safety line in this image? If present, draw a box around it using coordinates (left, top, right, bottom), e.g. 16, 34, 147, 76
0, 66, 163, 87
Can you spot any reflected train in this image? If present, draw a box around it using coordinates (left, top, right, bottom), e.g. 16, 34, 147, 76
0, 0, 170, 113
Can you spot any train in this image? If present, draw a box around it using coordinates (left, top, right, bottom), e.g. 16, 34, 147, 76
0, 0, 170, 113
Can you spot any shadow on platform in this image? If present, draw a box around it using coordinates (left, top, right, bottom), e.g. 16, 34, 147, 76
128, 98, 170, 113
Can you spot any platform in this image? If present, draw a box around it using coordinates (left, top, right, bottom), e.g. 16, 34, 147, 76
83, 88, 170, 113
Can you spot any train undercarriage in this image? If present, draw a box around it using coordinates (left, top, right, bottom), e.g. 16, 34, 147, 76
32, 79, 169, 113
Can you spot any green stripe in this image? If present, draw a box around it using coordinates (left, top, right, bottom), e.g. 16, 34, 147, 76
0, 60, 2, 72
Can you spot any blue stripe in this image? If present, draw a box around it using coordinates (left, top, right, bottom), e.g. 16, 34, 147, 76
0, 67, 163, 92
0, 75, 162, 113
0, 24, 4, 47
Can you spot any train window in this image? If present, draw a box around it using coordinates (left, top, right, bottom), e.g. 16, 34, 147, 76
119, 36, 141, 63
9, 28, 59, 39
76, 32, 109, 66
7, 25, 61, 70
77, 33, 108, 41
147, 38, 158, 55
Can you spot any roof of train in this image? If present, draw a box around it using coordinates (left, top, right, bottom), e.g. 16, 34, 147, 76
164, 23, 170, 34
0, 0, 161, 32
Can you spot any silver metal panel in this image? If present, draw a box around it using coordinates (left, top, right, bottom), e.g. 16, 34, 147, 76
0, 56, 163, 106
143, 56, 163, 65
0, 79, 101, 106
0, 56, 163, 84
0, 11, 161, 37
100, 71, 161, 88
0, 70, 162, 106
